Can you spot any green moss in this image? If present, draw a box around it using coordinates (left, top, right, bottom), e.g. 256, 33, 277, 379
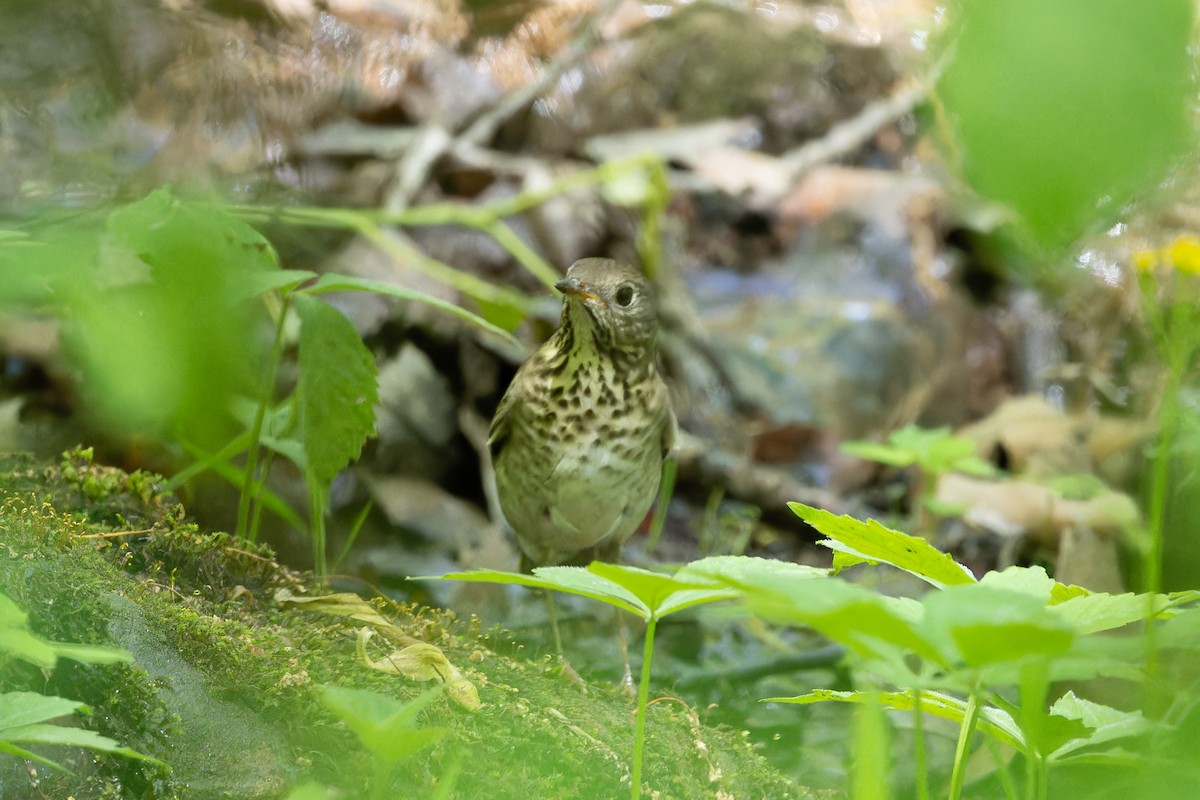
0, 453, 821, 799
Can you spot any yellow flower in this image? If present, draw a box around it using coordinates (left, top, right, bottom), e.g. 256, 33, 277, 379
1133, 249, 1159, 272
1168, 235, 1200, 275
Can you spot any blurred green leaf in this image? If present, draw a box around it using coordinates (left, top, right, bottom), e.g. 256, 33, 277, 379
318, 686, 447, 766
0, 692, 166, 772
62, 188, 279, 448
939, 0, 1194, 246
922, 586, 1075, 668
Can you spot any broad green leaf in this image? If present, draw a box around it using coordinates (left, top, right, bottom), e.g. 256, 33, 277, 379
295, 295, 378, 484
0, 723, 161, 763
587, 562, 737, 619
922, 586, 1074, 668
1047, 691, 1152, 763
426, 568, 646, 618
0, 692, 87, 730
319, 686, 446, 765
979, 566, 1061, 603
1158, 605, 1200, 650
681, 555, 828, 586
426, 562, 737, 621
0, 693, 165, 769
301, 273, 522, 350
1050, 590, 1193, 635
767, 689, 1025, 751
733, 571, 939, 664
789, 503, 976, 588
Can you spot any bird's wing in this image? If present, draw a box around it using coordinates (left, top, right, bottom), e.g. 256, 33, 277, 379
661, 404, 678, 460
487, 387, 516, 462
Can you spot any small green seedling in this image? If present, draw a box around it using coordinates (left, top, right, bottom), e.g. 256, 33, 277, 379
427, 561, 746, 800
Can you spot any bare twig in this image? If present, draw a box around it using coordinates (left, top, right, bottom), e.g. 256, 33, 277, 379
459, 0, 626, 147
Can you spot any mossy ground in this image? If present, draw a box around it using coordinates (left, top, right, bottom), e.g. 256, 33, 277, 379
0, 451, 822, 799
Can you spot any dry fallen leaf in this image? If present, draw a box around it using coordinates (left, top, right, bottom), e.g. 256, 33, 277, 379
357, 628, 482, 711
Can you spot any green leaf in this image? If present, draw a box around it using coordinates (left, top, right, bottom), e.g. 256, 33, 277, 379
1050, 589, 1192, 635
227, 268, 318, 305
839, 441, 917, 468
65, 188, 279, 449
425, 568, 647, 618
723, 568, 939, 664
766, 688, 1026, 751
300, 273, 522, 350
789, 503, 976, 588
1046, 691, 1152, 763
587, 562, 737, 620
47, 642, 132, 665
319, 686, 446, 765
921, 586, 1075, 668
0, 692, 87, 730
425, 562, 737, 622
0, 692, 165, 770
295, 295, 379, 484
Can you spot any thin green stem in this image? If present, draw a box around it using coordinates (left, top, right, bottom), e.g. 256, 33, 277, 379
236, 294, 290, 542
912, 689, 929, 800
630, 616, 657, 800
307, 470, 329, 576
1144, 363, 1182, 702
948, 692, 982, 800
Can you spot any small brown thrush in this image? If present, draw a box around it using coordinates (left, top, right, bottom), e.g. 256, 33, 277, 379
489, 257, 676, 572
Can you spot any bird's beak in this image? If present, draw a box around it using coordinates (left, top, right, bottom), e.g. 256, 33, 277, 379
555, 277, 608, 308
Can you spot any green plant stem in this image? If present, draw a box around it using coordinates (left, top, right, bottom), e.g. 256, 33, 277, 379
630, 616, 657, 800
948, 691, 982, 800
307, 470, 329, 576
1143, 365, 1182, 701
236, 294, 290, 542
912, 689, 929, 800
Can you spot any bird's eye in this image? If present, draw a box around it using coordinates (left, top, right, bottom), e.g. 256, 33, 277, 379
615, 285, 635, 307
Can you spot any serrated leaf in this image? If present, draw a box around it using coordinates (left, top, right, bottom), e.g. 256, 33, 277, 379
1047, 691, 1152, 762
1050, 590, 1189, 635
790, 503, 976, 588
295, 295, 378, 484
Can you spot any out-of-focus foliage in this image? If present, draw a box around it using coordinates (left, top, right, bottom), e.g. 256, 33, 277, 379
938, 0, 1194, 247
0, 189, 276, 450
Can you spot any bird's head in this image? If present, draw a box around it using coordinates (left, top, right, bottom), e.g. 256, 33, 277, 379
555, 258, 658, 358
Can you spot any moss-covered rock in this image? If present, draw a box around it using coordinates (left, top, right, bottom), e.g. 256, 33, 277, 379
0, 451, 821, 798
